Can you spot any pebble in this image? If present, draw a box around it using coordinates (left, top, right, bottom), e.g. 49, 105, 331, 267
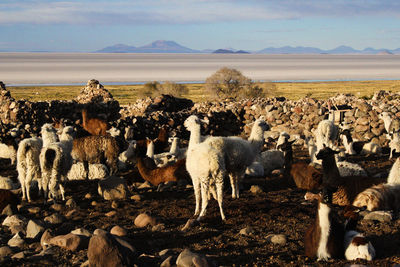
51, 203, 63, 212
44, 213, 64, 224
266, 234, 287, 245
111, 201, 119, 209
91, 201, 98, 207
8, 232, 25, 248
66, 198, 77, 208
0, 246, 13, 258
363, 211, 393, 222
11, 251, 26, 259
138, 181, 152, 189
105, 210, 117, 217
249, 185, 264, 194
110, 225, 127, 237
130, 194, 142, 201
239, 226, 255, 236
134, 213, 157, 228
84, 193, 92, 199
28, 207, 41, 214
71, 228, 92, 237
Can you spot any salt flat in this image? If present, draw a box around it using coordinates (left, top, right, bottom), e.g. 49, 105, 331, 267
1, 53, 399, 85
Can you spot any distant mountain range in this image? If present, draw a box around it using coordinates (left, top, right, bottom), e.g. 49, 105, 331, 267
95, 40, 399, 54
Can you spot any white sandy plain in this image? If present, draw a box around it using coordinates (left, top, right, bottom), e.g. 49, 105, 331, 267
1, 53, 399, 85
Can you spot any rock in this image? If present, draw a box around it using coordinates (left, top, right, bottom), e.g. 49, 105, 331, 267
134, 212, 157, 228
106, 210, 117, 217
130, 194, 142, 201
87, 231, 135, 267
239, 226, 255, 236
8, 232, 25, 248
98, 176, 129, 200
84, 193, 92, 199
44, 213, 64, 224
27, 207, 41, 214
159, 249, 173, 257
91, 201, 98, 206
40, 229, 53, 248
50, 203, 63, 212
176, 249, 210, 267
0, 246, 13, 258
26, 219, 45, 239
11, 251, 26, 259
65, 198, 77, 208
161, 255, 175, 267
152, 223, 165, 231
111, 200, 119, 209
266, 234, 287, 245
2, 214, 27, 228
363, 211, 393, 222
71, 228, 92, 237
49, 233, 85, 251
110, 225, 127, 237
138, 181, 152, 189
249, 185, 264, 194
0, 177, 15, 189
2, 204, 16, 216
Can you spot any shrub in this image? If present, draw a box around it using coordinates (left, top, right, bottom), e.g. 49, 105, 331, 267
157, 81, 188, 97
205, 67, 266, 99
136, 81, 188, 98
137, 81, 160, 98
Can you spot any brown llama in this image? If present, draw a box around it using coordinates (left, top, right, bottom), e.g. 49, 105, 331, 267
136, 157, 190, 186
81, 109, 110, 136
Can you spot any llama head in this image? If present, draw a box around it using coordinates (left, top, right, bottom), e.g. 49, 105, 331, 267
41, 123, 57, 135
60, 126, 75, 139
184, 115, 206, 131
277, 139, 295, 152
316, 146, 340, 160
253, 119, 270, 132
107, 127, 121, 137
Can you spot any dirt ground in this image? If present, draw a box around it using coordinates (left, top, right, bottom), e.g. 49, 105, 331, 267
1, 147, 400, 266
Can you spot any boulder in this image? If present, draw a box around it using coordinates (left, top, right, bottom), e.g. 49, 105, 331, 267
87, 231, 136, 267
98, 176, 129, 200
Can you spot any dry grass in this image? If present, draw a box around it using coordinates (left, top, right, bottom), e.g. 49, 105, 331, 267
8, 80, 400, 105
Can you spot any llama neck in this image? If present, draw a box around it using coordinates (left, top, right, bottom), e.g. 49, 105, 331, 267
283, 147, 293, 174
317, 202, 332, 260
321, 155, 341, 182
136, 157, 160, 186
81, 110, 88, 127
248, 126, 264, 153
308, 144, 318, 164
146, 141, 155, 158
383, 116, 391, 132
169, 138, 179, 154
42, 132, 58, 147
342, 135, 355, 154
188, 124, 202, 149
157, 128, 168, 143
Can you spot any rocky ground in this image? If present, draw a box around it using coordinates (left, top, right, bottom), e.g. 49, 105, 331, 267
1, 146, 400, 267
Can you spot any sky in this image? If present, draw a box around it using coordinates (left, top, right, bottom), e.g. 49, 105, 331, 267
1, 0, 400, 52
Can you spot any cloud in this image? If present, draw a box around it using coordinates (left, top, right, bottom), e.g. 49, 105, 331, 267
0, 0, 400, 25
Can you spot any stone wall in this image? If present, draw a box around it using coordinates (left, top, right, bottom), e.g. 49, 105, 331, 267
1, 79, 400, 146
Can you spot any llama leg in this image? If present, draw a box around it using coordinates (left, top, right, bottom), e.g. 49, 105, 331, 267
192, 177, 201, 216
229, 173, 237, 199
59, 184, 65, 201
198, 181, 210, 221
216, 174, 226, 221
25, 168, 35, 202
83, 161, 89, 180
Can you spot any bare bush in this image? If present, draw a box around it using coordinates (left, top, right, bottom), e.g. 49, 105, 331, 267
137, 81, 188, 98
205, 67, 266, 99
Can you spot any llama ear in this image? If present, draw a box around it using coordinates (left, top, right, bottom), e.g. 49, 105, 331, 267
200, 117, 209, 125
